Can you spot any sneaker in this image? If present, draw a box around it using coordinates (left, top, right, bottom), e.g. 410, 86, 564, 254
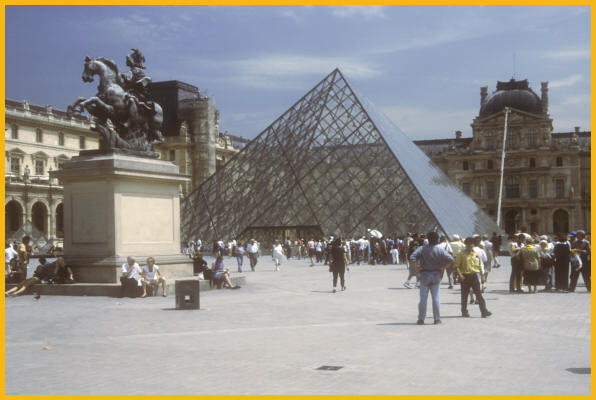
403, 282, 412, 289
462, 311, 470, 317
481, 311, 492, 318
341, 286, 346, 291
332, 288, 336, 293
434, 319, 442, 325
416, 320, 424, 325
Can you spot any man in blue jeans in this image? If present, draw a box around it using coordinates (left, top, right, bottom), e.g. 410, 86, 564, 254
409, 231, 454, 325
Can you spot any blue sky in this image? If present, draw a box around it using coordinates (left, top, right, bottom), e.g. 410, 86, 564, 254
5, 5, 591, 140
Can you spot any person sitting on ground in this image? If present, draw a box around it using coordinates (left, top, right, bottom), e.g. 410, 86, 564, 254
142, 256, 167, 297
192, 252, 208, 277
42, 257, 74, 284
121, 256, 144, 298
210, 255, 240, 289
5, 262, 49, 297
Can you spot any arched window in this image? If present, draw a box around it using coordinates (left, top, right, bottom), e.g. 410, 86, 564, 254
5, 200, 23, 236
32, 202, 48, 235
553, 209, 569, 234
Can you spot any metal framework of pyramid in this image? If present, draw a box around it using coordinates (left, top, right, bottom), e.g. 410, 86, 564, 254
181, 69, 499, 245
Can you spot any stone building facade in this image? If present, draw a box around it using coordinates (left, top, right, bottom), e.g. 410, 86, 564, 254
5, 99, 99, 244
415, 79, 590, 235
150, 81, 245, 196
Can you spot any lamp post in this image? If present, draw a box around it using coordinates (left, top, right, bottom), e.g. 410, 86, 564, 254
496, 107, 510, 228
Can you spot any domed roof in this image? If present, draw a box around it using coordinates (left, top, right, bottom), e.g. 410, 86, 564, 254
479, 79, 543, 118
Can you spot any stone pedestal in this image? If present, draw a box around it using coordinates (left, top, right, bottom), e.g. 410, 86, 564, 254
51, 151, 191, 283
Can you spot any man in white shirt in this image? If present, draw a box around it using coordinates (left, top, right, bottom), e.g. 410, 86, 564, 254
5, 241, 18, 277
246, 239, 259, 271
121, 256, 143, 297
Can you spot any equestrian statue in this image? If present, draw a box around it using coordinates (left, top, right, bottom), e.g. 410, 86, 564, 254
67, 49, 164, 155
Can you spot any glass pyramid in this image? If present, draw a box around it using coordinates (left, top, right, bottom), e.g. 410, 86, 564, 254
181, 69, 500, 247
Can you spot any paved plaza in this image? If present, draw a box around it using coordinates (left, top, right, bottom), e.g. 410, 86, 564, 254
4, 256, 591, 395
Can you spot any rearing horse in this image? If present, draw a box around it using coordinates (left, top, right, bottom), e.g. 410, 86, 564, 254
68, 56, 163, 147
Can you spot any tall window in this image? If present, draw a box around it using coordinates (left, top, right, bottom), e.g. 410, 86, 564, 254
36, 128, 43, 143
556, 179, 565, 198
487, 159, 494, 170
556, 157, 563, 167
527, 130, 538, 147
529, 158, 536, 168
462, 161, 469, 171
58, 132, 65, 146
170, 150, 176, 161
11, 125, 18, 139
529, 179, 537, 198
35, 160, 44, 175
486, 181, 495, 199
485, 131, 496, 150
505, 176, 520, 198
506, 131, 516, 150
10, 158, 20, 175
462, 182, 471, 196
79, 136, 86, 149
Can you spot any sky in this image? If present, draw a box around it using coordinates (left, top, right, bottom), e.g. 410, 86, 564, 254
5, 5, 591, 140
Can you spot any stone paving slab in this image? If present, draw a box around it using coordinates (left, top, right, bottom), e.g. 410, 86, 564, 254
4, 256, 591, 395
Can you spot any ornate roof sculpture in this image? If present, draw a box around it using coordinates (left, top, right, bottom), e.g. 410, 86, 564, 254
181, 69, 500, 243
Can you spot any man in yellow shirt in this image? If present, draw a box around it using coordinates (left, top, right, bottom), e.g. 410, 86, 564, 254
16, 236, 31, 282
454, 237, 492, 318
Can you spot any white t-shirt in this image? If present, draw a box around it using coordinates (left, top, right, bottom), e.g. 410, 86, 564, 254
273, 244, 284, 259
143, 264, 161, 281
5, 247, 18, 264
122, 262, 142, 285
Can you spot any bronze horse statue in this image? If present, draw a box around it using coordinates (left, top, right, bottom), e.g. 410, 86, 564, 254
68, 56, 164, 152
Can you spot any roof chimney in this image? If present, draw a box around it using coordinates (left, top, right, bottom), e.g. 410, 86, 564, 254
455, 130, 462, 139
574, 126, 580, 133
541, 82, 548, 114
480, 86, 488, 106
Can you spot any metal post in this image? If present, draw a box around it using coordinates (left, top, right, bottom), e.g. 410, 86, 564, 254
496, 107, 510, 227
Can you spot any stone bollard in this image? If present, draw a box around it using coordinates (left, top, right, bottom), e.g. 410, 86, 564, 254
175, 279, 200, 310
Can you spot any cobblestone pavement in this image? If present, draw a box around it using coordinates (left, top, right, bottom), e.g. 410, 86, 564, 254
4, 256, 591, 395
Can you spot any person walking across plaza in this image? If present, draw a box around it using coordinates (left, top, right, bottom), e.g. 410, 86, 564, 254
247, 239, 259, 272
509, 233, 525, 292
553, 233, 571, 291
570, 230, 590, 292
409, 231, 454, 325
330, 237, 348, 293
234, 241, 245, 273
272, 240, 285, 271
454, 237, 492, 318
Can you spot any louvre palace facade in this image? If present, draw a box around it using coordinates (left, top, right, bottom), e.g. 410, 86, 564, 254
415, 79, 590, 235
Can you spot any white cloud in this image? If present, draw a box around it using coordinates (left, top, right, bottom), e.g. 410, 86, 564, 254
381, 105, 477, 140
541, 49, 590, 60
188, 54, 380, 90
560, 94, 590, 105
330, 6, 387, 19
280, 9, 301, 21
549, 74, 583, 88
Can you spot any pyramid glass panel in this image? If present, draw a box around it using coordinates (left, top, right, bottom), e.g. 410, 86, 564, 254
181, 69, 500, 248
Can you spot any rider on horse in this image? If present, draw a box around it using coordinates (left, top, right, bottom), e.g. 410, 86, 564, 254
120, 48, 155, 116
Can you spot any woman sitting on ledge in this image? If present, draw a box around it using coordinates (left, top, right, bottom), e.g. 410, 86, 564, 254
211, 255, 241, 289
